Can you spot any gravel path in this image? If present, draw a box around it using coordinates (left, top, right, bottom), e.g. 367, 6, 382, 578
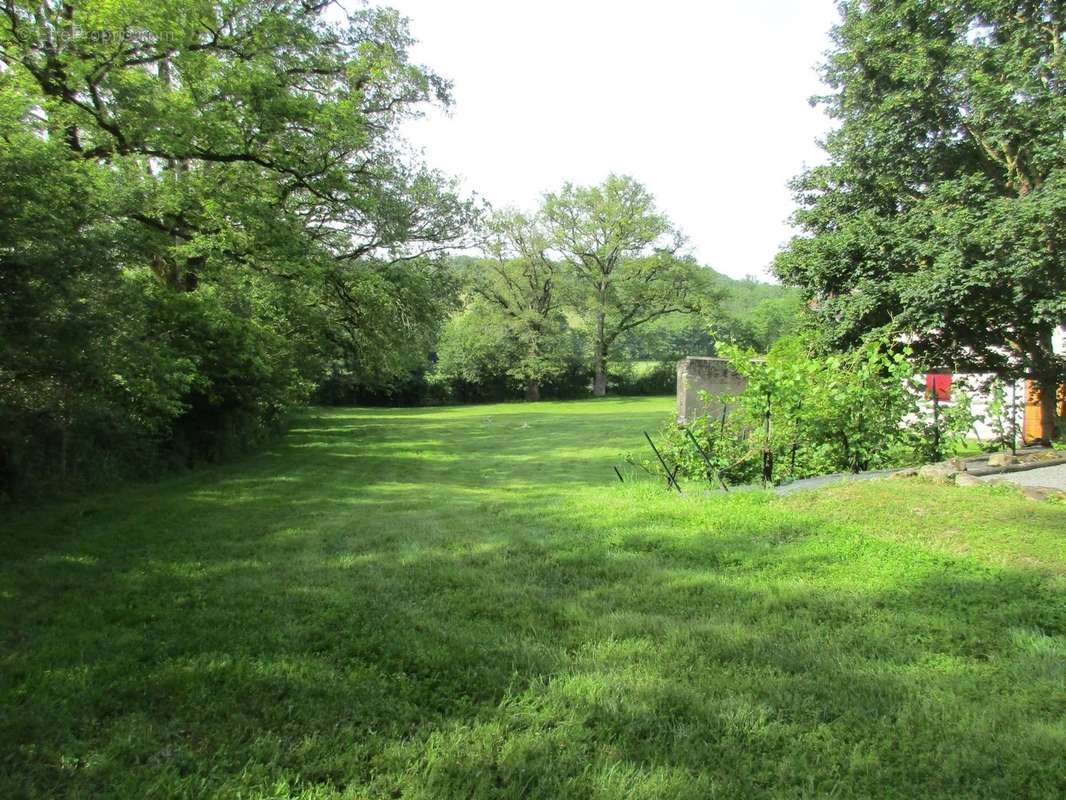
979, 463, 1066, 491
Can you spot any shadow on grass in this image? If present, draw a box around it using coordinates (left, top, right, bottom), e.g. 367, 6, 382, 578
2, 404, 1065, 797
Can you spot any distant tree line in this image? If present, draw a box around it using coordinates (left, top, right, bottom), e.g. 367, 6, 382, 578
322, 177, 804, 407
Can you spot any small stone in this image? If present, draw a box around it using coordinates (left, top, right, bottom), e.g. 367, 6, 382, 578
918, 463, 957, 483
891, 467, 919, 479
1016, 486, 1066, 502
1024, 450, 1063, 463
1021, 486, 1052, 501
987, 453, 1017, 467
954, 473, 982, 487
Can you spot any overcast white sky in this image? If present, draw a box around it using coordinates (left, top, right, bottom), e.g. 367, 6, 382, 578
365, 1, 841, 281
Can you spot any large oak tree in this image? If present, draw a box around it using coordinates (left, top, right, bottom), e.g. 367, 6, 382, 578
543, 175, 713, 396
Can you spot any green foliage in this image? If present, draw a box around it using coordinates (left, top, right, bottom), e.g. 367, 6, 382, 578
0, 1, 471, 497
777, 342, 920, 474
3, 398, 1065, 798
646, 336, 983, 487
614, 313, 715, 362
319, 259, 459, 395
915, 377, 981, 463
543, 175, 718, 395
611, 276, 802, 365
430, 301, 590, 403
712, 277, 806, 353
607, 360, 675, 396
641, 408, 780, 488
776, 0, 1066, 437
429, 302, 523, 401
423, 177, 784, 404
456, 209, 576, 399
415, 258, 805, 405
983, 377, 1020, 452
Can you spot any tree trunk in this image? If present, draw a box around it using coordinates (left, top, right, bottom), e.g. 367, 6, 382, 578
593, 353, 607, 396
593, 310, 608, 397
59, 423, 69, 480
1032, 330, 1059, 446
524, 379, 541, 402
1037, 375, 1058, 446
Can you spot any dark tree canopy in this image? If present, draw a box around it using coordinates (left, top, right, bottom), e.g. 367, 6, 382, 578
0, 1, 472, 494
776, 0, 1066, 438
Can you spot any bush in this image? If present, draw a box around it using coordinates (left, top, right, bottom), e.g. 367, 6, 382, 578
425, 304, 592, 403
609, 361, 675, 396
636, 336, 979, 488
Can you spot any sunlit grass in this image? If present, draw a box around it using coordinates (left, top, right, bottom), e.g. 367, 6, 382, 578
2, 397, 1065, 798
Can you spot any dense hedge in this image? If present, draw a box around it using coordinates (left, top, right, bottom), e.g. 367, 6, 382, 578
316, 359, 676, 407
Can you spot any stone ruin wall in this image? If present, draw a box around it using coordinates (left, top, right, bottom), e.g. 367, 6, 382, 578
676, 357, 748, 424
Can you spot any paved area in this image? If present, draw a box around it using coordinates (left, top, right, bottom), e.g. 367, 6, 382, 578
772, 468, 898, 495
979, 463, 1066, 491
725, 462, 1066, 496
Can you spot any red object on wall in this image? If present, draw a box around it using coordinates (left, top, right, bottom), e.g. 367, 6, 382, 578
925, 373, 952, 401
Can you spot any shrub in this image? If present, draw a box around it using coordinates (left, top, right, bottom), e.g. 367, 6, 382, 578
637, 336, 980, 489
609, 361, 675, 396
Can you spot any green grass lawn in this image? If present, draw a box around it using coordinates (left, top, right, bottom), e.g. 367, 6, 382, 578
3, 397, 1065, 799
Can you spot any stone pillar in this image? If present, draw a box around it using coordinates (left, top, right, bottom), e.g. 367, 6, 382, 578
676, 357, 747, 424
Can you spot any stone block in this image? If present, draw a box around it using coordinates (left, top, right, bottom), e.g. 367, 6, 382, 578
676, 357, 747, 424
918, 463, 958, 483
987, 453, 1018, 467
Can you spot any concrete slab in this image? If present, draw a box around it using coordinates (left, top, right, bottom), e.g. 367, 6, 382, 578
978, 463, 1066, 492
676, 357, 747, 425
